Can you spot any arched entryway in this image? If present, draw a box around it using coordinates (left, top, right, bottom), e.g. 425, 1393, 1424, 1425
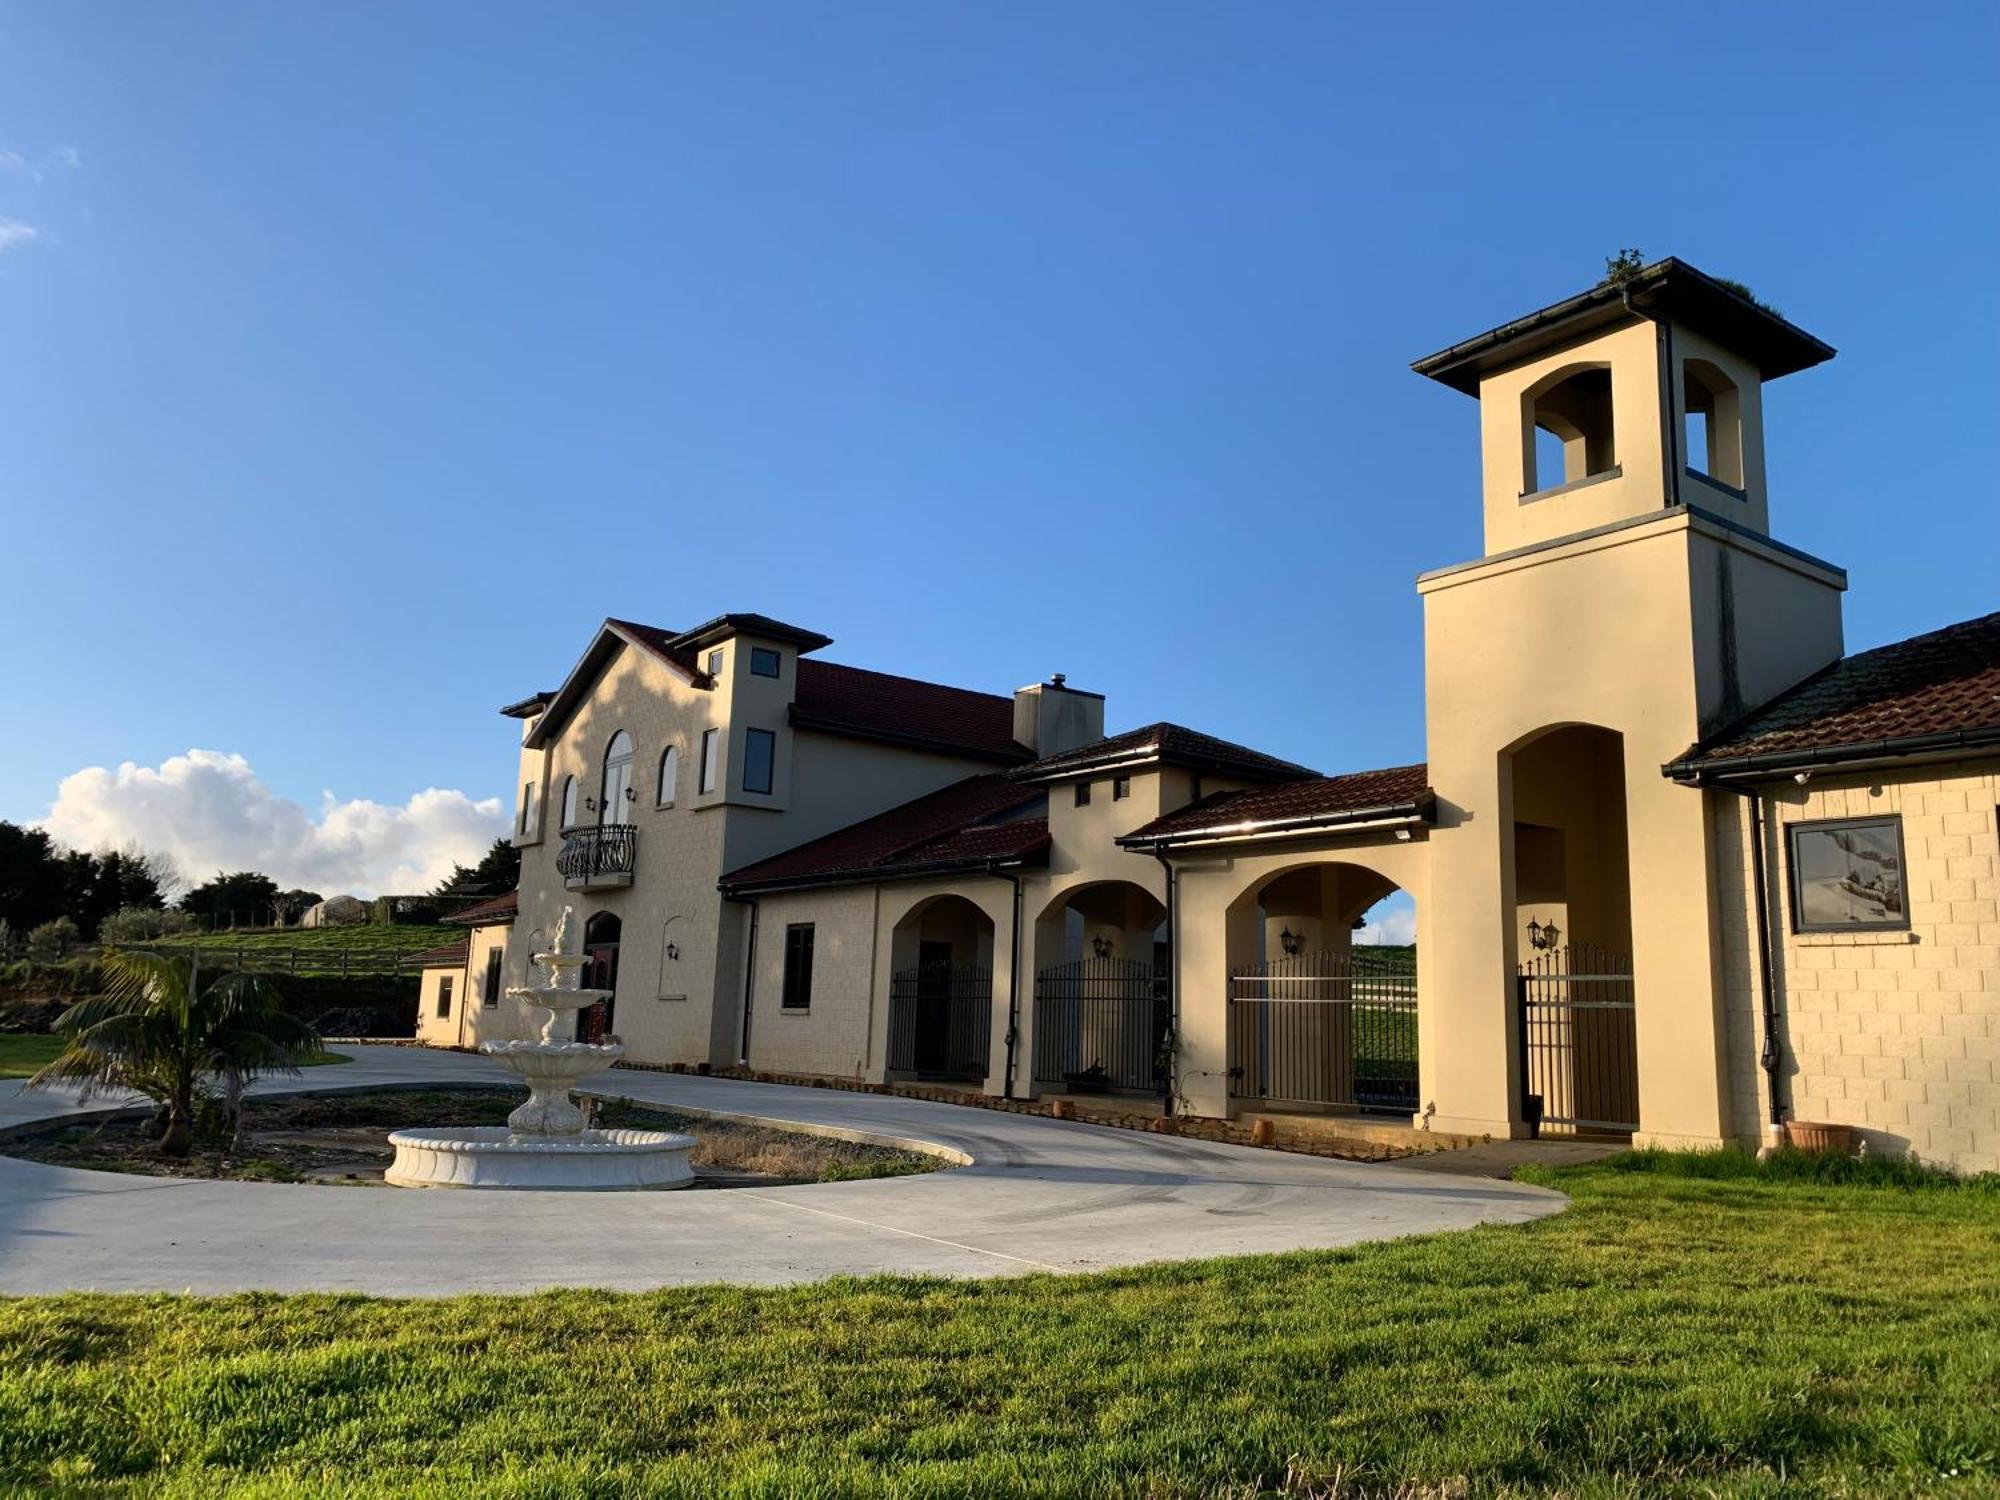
886, 894, 994, 1082
1505, 723, 1638, 1136
1224, 862, 1418, 1115
1031, 881, 1169, 1097
577, 911, 621, 1043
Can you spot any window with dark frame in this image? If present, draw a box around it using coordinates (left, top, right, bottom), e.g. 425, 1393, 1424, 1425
657, 744, 679, 806
744, 728, 776, 794
1112, 775, 1130, 801
519, 782, 536, 836
1074, 781, 1092, 807
698, 729, 719, 794
707, 648, 724, 678
781, 923, 815, 1010
1189, 774, 1203, 802
750, 646, 781, 678
483, 947, 504, 1007
435, 975, 454, 1019
1787, 815, 1909, 933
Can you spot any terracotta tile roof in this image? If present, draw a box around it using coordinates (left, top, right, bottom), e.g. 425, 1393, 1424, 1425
411, 940, 470, 969
670, 613, 833, 653
1016, 722, 1315, 784
792, 660, 1030, 764
442, 891, 518, 926
1119, 763, 1432, 846
721, 774, 1049, 891
1669, 611, 2000, 779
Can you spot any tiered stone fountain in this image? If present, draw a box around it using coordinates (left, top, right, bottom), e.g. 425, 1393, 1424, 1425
386, 907, 695, 1190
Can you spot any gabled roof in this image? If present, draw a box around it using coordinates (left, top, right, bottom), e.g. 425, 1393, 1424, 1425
793, 659, 1031, 764
411, 940, 470, 969
442, 891, 518, 926
1666, 611, 2000, 783
1014, 722, 1315, 785
521, 619, 713, 746
1412, 257, 1835, 396
1118, 763, 1433, 850
720, 774, 1049, 893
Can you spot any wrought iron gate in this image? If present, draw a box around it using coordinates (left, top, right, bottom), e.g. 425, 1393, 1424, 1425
1228, 950, 1418, 1112
1032, 958, 1168, 1094
887, 961, 992, 1082
1515, 942, 1637, 1135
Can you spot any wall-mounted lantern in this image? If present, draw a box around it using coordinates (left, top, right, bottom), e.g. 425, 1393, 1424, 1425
664, 942, 680, 962
1279, 926, 1304, 957
1526, 917, 1561, 951
1091, 936, 1113, 959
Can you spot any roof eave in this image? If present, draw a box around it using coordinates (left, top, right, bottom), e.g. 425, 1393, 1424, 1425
720, 845, 1051, 897
1118, 793, 1436, 852
1665, 724, 2000, 786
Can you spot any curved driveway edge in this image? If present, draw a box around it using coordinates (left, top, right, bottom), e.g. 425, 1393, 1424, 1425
0, 1045, 1564, 1296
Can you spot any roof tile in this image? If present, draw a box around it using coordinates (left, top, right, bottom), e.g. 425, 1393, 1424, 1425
1015, 722, 1314, 783
1121, 763, 1430, 844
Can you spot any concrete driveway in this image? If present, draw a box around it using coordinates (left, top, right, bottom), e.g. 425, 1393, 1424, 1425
0, 1045, 1564, 1296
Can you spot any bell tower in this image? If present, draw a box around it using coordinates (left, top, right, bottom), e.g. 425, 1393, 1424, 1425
1409, 258, 1847, 1149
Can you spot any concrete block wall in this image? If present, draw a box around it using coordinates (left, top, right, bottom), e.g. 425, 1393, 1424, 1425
1712, 762, 1999, 1171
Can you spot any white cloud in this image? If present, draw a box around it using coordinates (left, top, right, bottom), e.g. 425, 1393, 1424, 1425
40, 750, 506, 898
0, 219, 39, 252
1354, 897, 1415, 947
0, 150, 25, 175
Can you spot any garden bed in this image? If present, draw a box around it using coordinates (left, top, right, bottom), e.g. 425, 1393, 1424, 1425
1, 1087, 942, 1187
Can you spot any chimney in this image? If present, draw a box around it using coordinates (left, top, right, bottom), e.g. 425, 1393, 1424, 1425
1014, 674, 1104, 757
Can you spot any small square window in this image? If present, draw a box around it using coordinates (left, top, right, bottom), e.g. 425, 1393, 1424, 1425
1112, 775, 1131, 801
1787, 816, 1908, 933
744, 728, 776, 795
707, 648, 724, 678
750, 646, 781, 678
1074, 781, 1092, 807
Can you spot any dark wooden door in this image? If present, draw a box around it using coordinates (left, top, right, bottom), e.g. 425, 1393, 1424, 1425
913, 940, 953, 1074
579, 943, 619, 1042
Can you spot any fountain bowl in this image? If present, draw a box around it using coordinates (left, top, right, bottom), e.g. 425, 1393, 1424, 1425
385, 1126, 698, 1190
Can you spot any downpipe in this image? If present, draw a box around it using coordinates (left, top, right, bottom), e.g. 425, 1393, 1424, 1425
987, 863, 1025, 1100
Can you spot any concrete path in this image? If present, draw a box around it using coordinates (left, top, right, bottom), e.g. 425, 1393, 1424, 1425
0, 1045, 1565, 1296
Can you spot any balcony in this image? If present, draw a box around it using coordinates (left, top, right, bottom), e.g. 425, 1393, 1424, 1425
556, 825, 637, 891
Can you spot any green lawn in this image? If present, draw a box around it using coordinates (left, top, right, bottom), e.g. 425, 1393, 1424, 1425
0, 1034, 353, 1079
144, 925, 460, 977
0, 1153, 1991, 1497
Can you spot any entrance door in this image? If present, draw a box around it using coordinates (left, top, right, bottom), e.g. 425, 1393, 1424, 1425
579, 911, 622, 1043
913, 940, 953, 1074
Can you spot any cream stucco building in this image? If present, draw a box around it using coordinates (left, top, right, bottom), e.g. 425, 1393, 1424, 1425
421, 259, 1999, 1172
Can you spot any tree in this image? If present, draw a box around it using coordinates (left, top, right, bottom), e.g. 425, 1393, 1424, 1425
0, 821, 70, 935
432, 838, 521, 898
99, 906, 196, 944
272, 889, 324, 927
180, 871, 282, 930
25, 915, 80, 961
27, 949, 324, 1155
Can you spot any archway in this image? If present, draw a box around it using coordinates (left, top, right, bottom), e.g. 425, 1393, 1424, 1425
1031, 881, 1169, 1096
1224, 861, 1417, 1115
578, 911, 621, 1043
885, 894, 995, 1082
1505, 723, 1638, 1135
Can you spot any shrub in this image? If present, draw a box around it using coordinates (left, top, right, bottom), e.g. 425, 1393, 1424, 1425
98, 906, 196, 944
24, 917, 80, 962
1604, 1144, 1990, 1191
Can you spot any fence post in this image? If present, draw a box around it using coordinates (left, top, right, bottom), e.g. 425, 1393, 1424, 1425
342, 949, 350, 979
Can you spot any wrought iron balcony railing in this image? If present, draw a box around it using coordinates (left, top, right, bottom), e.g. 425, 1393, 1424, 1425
556, 824, 637, 890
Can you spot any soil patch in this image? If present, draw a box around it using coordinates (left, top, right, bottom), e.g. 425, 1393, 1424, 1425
3, 1088, 943, 1187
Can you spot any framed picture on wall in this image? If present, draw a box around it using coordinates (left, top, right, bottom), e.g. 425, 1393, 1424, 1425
1787, 816, 1908, 933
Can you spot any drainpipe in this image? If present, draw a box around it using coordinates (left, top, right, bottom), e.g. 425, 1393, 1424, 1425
1153, 849, 1179, 1119
728, 893, 759, 1067
985, 863, 1025, 1099
1741, 788, 1789, 1149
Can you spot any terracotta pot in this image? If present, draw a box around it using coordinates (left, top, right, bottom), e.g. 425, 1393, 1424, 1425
1786, 1120, 1856, 1154
1250, 1119, 1276, 1148
1050, 1099, 1075, 1120
1148, 1116, 1180, 1135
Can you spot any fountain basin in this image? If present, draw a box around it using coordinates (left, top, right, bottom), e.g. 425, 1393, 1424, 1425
385, 1126, 698, 1191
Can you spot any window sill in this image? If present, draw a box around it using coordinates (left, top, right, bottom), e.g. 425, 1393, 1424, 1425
1518, 464, 1622, 505
778, 1008, 812, 1017
1790, 929, 1915, 946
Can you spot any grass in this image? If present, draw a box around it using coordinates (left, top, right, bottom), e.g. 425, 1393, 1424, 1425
0, 1034, 353, 1080
152, 924, 459, 957
0, 1152, 1992, 1497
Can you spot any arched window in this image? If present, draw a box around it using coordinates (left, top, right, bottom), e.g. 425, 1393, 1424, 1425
1683, 358, 1744, 491
600, 731, 635, 826
559, 775, 579, 831
657, 744, 680, 807
1521, 364, 1616, 495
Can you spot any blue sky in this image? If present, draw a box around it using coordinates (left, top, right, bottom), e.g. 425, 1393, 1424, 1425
1, 4, 1995, 893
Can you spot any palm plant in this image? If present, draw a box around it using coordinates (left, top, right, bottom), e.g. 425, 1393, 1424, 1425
27, 948, 325, 1155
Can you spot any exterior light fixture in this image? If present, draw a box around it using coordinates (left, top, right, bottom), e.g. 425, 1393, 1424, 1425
1279, 927, 1304, 957
1091, 936, 1113, 959
664, 942, 679, 962
1527, 918, 1561, 951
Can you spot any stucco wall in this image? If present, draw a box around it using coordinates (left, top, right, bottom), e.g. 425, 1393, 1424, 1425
1712, 761, 2000, 1171
741, 885, 881, 1080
